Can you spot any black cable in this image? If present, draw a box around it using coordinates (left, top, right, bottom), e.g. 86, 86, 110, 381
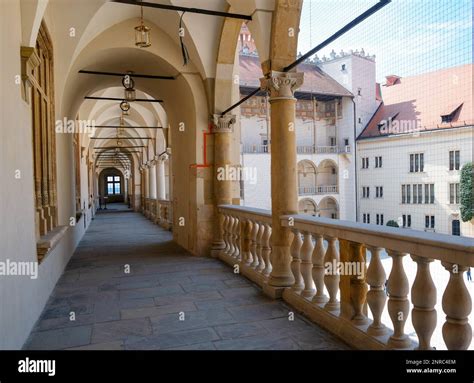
179, 12, 190, 66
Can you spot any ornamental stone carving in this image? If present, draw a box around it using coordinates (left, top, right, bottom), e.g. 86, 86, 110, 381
260, 71, 304, 100
213, 114, 236, 134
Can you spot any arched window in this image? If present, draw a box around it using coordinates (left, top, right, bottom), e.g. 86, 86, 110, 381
31, 22, 57, 240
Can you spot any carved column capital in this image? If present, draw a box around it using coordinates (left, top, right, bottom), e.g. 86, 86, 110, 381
260, 71, 304, 100
213, 114, 236, 133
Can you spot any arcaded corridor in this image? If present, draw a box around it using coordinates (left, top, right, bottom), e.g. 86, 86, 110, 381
24, 209, 347, 350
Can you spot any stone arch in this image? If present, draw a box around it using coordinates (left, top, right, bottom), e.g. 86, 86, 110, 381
50, 14, 214, 255
269, 0, 304, 71
298, 198, 317, 216
319, 196, 339, 219
297, 159, 317, 194
316, 159, 338, 190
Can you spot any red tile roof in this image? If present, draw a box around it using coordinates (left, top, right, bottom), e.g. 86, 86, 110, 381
239, 54, 353, 98
358, 64, 473, 140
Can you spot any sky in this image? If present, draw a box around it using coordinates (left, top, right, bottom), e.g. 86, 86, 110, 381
297, 0, 473, 82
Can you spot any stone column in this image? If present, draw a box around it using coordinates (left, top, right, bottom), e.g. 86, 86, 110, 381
149, 162, 157, 199
211, 114, 236, 258
156, 158, 166, 200
260, 71, 303, 287
147, 165, 154, 199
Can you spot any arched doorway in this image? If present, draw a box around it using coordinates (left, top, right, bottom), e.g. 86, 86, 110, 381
99, 168, 124, 203
298, 198, 318, 216
298, 160, 317, 195
319, 197, 339, 219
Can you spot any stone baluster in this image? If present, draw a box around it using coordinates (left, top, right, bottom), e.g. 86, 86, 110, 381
387, 250, 411, 349
227, 216, 235, 256
242, 219, 252, 265
300, 231, 315, 299
262, 224, 272, 277
441, 262, 472, 350
222, 215, 229, 254
350, 242, 368, 325
290, 229, 304, 293
312, 234, 328, 304
235, 217, 241, 260
366, 247, 388, 336
231, 216, 238, 258
323, 236, 340, 311
411, 255, 437, 350
250, 220, 259, 269
256, 222, 266, 273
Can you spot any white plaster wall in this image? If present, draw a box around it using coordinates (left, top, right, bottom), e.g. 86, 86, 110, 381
0, 2, 92, 349
240, 153, 271, 210
357, 127, 474, 237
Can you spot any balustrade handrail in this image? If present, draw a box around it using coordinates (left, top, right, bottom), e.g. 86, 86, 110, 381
281, 214, 474, 266
217, 204, 474, 350
219, 205, 272, 224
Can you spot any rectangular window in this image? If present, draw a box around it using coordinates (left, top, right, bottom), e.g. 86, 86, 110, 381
430, 184, 435, 204
403, 214, 412, 228
362, 157, 369, 169
362, 186, 370, 199
425, 215, 435, 229
449, 150, 460, 170
407, 185, 411, 204
375, 186, 383, 198
375, 156, 383, 168
376, 214, 380, 225
381, 214, 384, 225
450, 183, 460, 204
402, 185, 406, 204
363, 213, 366, 223
418, 184, 423, 204
425, 184, 429, 204
413, 184, 418, 204
367, 214, 370, 224
410, 153, 424, 172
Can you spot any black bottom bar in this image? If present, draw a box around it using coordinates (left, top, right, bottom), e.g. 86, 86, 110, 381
1, 350, 473, 382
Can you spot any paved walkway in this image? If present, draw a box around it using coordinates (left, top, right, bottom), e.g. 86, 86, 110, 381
24, 211, 348, 350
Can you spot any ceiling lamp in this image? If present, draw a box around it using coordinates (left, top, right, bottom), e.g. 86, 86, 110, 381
123, 74, 136, 101
135, 1, 151, 48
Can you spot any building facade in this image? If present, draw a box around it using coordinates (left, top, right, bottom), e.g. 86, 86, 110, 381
239, 25, 379, 221
357, 65, 474, 237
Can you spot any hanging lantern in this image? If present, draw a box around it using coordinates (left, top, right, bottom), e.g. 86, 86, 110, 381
135, 3, 151, 48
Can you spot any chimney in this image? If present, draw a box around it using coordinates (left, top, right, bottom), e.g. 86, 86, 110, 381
385, 75, 401, 87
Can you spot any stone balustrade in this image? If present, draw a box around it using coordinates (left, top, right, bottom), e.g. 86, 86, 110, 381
298, 185, 338, 195
218, 205, 474, 350
219, 206, 273, 287
241, 144, 351, 155
144, 198, 173, 231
